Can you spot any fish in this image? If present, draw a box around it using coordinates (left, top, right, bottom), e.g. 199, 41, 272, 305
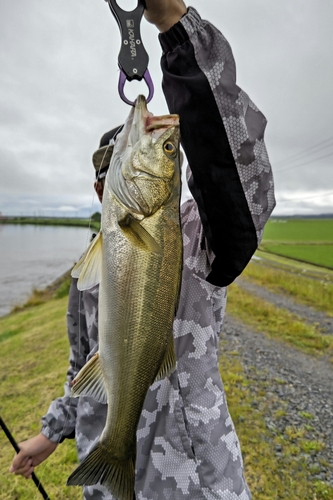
67, 95, 182, 500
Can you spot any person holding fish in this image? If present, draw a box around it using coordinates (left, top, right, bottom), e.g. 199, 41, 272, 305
10, 1, 275, 499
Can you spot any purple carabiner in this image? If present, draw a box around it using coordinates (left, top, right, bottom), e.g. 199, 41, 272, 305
118, 69, 154, 106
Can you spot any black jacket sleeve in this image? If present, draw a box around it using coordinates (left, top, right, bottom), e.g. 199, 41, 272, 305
159, 7, 275, 286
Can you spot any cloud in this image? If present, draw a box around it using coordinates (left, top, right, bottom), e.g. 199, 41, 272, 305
0, 0, 332, 217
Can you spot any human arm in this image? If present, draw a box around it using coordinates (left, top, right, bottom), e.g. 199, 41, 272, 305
147, 4, 275, 286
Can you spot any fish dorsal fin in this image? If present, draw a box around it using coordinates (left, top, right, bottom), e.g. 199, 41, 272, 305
71, 231, 103, 291
155, 333, 177, 381
118, 214, 162, 254
70, 352, 107, 403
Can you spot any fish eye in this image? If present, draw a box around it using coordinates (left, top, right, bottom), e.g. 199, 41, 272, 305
163, 141, 176, 157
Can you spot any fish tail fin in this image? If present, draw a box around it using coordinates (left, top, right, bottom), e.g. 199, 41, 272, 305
67, 445, 135, 500
70, 352, 107, 403
155, 333, 176, 381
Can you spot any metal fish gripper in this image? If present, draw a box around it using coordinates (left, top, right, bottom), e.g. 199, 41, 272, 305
105, 0, 154, 106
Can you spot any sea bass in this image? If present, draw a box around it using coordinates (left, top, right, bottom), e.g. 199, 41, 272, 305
67, 95, 182, 500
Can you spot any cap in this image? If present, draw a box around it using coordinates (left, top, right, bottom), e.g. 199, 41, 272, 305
92, 125, 124, 180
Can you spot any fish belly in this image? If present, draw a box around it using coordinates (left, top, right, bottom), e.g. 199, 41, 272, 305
99, 203, 182, 458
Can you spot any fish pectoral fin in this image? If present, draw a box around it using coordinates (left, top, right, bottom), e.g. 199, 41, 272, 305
67, 444, 135, 500
118, 214, 162, 254
70, 352, 107, 403
155, 333, 177, 381
72, 231, 103, 291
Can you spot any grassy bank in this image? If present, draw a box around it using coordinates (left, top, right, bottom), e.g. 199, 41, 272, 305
0, 284, 82, 500
227, 282, 333, 361
226, 258, 333, 365
242, 260, 333, 315
1, 273, 333, 498
1, 216, 100, 231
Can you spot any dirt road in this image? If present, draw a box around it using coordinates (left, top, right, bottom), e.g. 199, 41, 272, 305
221, 277, 333, 486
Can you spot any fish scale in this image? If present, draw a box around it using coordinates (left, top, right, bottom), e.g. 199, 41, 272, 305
68, 95, 182, 500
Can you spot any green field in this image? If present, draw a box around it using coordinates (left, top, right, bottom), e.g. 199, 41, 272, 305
260, 218, 333, 269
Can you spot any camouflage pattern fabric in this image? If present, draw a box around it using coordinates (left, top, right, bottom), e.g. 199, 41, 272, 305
41, 281, 99, 444
41, 7, 275, 499
180, 9, 275, 244
135, 199, 250, 500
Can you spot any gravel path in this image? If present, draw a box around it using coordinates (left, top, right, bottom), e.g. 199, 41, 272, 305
221, 281, 333, 486
236, 277, 333, 335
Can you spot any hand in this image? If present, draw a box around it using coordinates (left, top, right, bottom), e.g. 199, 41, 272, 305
9, 433, 58, 479
144, 0, 187, 32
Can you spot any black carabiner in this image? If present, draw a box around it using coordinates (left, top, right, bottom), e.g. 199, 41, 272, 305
105, 0, 154, 105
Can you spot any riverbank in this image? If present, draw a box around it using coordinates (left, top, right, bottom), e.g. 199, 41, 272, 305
0, 215, 100, 231
0, 264, 333, 500
0, 274, 81, 500
1, 262, 333, 498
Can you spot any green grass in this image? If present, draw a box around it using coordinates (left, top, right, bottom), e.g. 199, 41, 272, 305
0, 297, 82, 500
260, 218, 333, 269
256, 248, 333, 278
1, 268, 333, 499
262, 244, 333, 269
263, 219, 333, 243
243, 260, 333, 316
0, 327, 22, 343
227, 283, 333, 358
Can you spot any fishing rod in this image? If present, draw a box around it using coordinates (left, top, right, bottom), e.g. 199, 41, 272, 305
0, 416, 51, 500
104, 0, 154, 105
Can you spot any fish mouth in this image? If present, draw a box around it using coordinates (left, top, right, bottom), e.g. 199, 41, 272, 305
132, 95, 179, 141
121, 95, 179, 158
107, 95, 180, 216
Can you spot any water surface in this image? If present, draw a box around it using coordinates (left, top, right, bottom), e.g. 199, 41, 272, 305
0, 224, 93, 317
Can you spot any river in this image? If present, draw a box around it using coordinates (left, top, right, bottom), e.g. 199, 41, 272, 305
0, 224, 93, 317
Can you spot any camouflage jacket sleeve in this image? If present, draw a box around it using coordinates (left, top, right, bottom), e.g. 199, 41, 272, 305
40, 278, 99, 443
159, 7, 276, 287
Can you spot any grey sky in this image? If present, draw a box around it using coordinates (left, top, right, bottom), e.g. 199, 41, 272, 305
0, 0, 332, 217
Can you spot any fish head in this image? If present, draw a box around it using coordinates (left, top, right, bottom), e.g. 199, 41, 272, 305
106, 95, 180, 217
